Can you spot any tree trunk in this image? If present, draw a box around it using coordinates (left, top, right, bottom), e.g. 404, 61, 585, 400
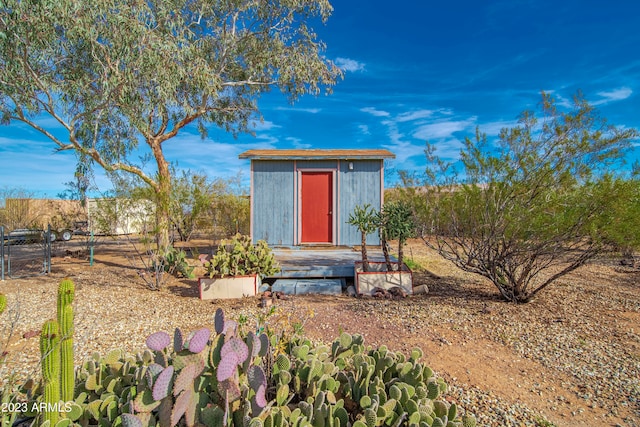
151, 140, 171, 252
361, 232, 369, 272
397, 239, 404, 272
381, 233, 393, 271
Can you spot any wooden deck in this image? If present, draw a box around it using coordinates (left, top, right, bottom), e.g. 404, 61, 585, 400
270, 247, 389, 279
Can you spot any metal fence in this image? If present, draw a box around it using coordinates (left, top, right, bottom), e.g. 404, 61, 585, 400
1, 225, 52, 280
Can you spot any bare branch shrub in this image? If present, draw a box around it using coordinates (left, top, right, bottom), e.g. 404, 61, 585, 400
400, 92, 639, 303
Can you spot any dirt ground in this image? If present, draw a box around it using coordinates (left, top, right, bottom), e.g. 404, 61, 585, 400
1, 237, 638, 427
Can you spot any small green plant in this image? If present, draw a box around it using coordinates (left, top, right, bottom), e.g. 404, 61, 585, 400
205, 233, 280, 278
162, 245, 195, 279
403, 257, 423, 271
534, 415, 557, 427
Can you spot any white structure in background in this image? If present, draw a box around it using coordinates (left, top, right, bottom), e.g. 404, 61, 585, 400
87, 198, 154, 235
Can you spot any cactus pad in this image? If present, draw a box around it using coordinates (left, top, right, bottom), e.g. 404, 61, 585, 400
0, 293, 6, 315
258, 333, 269, 357
218, 378, 242, 402
187, 328, 211, 354
152, 365, 174, 400
363, 408, 377, 427
121, 414, 143, 427
255, 383, 267, 408
275, 354, 291, 373
146, 331, 171, 351
221, 337, 249, 362
462, 414, 477, 427
104, 348, 123, 365
171, 387, 193, 426
427, 380, 440, 400
174, 328, 184, 353
133, 389, 162, 413
217, 351, 239, 382
448, 402, 458, 421
146, 363, 164, 384
173, 360, 204, 395
410, 347, 423, 361
214, 308, 225, 334
223, 319, 238, 336
248, 365, 267, 391
433, 400, 448, 418
339, 332, 353, 349
278, 370, 292, 385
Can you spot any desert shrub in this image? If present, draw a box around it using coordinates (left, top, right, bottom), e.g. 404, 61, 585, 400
405, 93, 639, 303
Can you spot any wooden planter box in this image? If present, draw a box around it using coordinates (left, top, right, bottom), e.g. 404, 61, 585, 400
199, 274, 261, 300
355, 261, 413, 296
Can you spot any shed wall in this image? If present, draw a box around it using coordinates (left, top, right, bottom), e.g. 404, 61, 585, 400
338, 160, 382, 246
251, 161, 295, 245
251, 159, 384, 246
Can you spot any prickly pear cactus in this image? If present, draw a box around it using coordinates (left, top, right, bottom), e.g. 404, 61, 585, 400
46, 308, 475, 427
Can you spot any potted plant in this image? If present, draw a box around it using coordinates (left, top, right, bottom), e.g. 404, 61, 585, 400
351, 201, 416, 296
199, 233, 280, 300
346, 203, 378, 272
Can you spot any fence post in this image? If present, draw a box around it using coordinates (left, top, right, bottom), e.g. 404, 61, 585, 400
1, 226, 4, 281
45, 224, 52, 274
90, 230, 94, 267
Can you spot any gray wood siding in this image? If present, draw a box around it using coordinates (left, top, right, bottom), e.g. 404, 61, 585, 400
339, 160, 382, 245
252, 161, 295, 245
296, 160, 338, 169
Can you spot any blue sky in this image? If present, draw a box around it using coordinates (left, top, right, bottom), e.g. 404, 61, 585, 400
1, 0, 639, 197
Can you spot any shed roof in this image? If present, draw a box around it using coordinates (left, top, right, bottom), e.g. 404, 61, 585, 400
239, 149, 395, 160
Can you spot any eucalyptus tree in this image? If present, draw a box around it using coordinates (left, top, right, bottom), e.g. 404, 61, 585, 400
0, 0, 341, 250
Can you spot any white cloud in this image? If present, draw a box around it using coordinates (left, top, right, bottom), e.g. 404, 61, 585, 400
275, 107, 321, 114
396, 109, 435, 122
412, 118, 477, 140
286, 137, 311, 149
430, 139, 466, 161
335, 57, 365, 72
250, 119, 280, 131
383, 140, 425, 164
593, 87, 633, 105
358, 124, 370, 135
361, 107, 390, 117
547, 87, 633, 108
480, 120, 518, 136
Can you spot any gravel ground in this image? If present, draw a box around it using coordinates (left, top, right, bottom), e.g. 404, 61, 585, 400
0, 241, 639, 427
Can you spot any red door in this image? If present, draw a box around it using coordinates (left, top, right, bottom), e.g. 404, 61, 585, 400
301, 172, 333, 243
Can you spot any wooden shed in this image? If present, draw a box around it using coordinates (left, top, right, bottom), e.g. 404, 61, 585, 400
239, 149, 395, 247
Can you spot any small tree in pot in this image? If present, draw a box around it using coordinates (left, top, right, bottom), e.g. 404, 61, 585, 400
347, 204, 378, 272
379, 200, 416, 271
